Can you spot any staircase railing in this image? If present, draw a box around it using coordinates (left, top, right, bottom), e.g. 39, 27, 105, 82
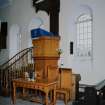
0, 47, 35, 96
0, 49, 9, 66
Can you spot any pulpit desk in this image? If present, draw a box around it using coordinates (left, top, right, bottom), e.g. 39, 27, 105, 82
12, 78, 57, 105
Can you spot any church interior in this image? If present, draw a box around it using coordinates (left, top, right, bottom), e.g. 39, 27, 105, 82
0, 0, 105, 105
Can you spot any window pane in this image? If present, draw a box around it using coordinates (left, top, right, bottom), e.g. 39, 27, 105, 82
84, 28, 87, 33
84, 22, 87, 27
76, 14, 92, 57
88, 33, 91, 38
80, 34, 84, 39
88, 27, 91, 32
84, 33, 87, 39
88, 21, 92, 26
80, 23, 83, 27
80, 28, 83, 33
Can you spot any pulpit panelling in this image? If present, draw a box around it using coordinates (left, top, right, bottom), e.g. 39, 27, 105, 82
32, 36, 60, 80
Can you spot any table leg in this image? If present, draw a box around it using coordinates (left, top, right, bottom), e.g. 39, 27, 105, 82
13, 85, 16, 105
53, 88, 56, 105
45, 92, 49, 105
22, 88, 25, 97
49, 90, 52, 102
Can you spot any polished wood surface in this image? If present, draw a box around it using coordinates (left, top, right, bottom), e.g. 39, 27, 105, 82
71, 74, 76, 100
12, 78, 57, 105
34, 56, 59, 80
32, 36, 60, 57
60, 68, 72, 90
32, 36, 60, 80
56, 68, 73, 105
47, 65, 59, 82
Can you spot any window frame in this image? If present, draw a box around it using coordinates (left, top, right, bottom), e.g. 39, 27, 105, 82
76, 14, 93, 59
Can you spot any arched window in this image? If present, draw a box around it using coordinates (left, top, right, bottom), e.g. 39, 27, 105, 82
76, 14, 92, 57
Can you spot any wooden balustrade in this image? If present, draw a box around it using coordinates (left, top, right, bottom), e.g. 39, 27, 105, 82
0, 47, 35, 96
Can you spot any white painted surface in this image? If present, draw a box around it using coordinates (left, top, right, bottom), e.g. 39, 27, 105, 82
8, 24, 20, 58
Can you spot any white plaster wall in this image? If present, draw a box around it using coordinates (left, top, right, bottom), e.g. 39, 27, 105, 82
9, 24, 20, 58
59, 0, 105, 85
0, 0, 105, 85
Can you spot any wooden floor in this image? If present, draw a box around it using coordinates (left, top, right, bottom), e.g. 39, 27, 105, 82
0, 96, 72, 105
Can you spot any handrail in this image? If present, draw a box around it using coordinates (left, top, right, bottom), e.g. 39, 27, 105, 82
4, 49, 32, 71
0, 46, 36, 96
0, 46, 34, 69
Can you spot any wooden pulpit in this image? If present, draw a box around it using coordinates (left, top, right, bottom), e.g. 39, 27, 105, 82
32, 36, 60, 80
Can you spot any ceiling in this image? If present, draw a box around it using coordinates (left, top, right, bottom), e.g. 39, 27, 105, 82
0, 0, 12, 8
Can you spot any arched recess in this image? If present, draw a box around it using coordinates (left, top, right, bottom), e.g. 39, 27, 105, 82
28, 17, 44, 47
72, 5, 94, 84
9, 24, 21, 58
